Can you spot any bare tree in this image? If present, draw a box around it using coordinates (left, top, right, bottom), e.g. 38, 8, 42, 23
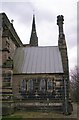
70, 66, 79, 102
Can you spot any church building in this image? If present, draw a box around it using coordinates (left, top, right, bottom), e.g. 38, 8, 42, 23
0, 13, 73, 115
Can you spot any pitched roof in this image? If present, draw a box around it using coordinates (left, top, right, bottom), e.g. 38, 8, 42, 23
0, 13, 23, 47
13, 46, 63, 74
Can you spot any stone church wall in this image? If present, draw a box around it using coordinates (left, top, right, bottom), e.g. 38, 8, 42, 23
2, 36, 17, 64
13, 74, 64, 100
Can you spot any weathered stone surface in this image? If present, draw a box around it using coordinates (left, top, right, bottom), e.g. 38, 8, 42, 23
1, 13, 72, 115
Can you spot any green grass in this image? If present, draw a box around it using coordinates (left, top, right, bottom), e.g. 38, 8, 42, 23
2, 115, 22, 120
1, 111, 72, 119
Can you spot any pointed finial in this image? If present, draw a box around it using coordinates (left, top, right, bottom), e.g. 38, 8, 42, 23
33, 9, 35, 18
33, 9, 35, 15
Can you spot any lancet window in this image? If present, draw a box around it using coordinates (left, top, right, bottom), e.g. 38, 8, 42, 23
40, 79, 46, 92
21, 79, 26, 94
47, 79, 53, 92
27, 79, 33, 92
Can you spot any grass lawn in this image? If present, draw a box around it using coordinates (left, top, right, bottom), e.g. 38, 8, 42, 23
1, 111, 77, 119
1, 103, 78, 119
2, 111, 65, 119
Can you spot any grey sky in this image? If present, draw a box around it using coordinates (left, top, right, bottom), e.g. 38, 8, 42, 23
0, 0, 77, 72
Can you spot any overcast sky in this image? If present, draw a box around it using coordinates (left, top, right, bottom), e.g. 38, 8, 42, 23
0, 0, 78, 72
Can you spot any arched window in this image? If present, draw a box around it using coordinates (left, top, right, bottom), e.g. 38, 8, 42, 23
21, 80, 26, 94
47, 79, 53, 92
27, 79, 33, 92
40, 79, 46, 92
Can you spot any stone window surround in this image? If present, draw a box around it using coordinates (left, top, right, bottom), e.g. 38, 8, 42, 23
20, 77, 63, 94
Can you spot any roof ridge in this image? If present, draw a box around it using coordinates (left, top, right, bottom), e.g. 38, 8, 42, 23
18, 46, 58, 48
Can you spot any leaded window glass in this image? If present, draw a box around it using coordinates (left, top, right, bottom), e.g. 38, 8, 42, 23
21, 80, 26, 93
40, 79, 46, 92
27, 79, 33, 92
47, 79, 53, 91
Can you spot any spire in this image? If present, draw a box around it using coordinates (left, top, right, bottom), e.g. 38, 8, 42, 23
32, 14, 36, 31
30, 14, 38, 46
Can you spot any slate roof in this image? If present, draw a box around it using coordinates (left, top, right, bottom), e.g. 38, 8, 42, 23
13, 46, 63, 74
